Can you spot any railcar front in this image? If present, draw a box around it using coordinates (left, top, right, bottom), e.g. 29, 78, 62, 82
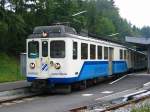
26, 25, 79, 92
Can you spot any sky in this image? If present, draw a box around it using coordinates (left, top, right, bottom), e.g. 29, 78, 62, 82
114, 0, 150, 28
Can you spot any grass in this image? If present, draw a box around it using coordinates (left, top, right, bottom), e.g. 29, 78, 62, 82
0, 53, 25, 83
131, 104, 150, 112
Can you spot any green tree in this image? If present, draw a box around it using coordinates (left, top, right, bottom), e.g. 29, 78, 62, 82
141, 26, 150, 38
95, 17, 116, 36
0, 0, 144, 56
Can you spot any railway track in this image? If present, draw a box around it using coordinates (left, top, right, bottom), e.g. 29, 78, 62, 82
0, 74, 149, 111
70, 90, 150, 112
0, 89, 149, 112
0, 87, 42, 105
0, 76, 116, 105
0, 85, 79, 106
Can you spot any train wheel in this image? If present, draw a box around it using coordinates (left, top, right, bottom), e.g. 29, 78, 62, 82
79, 80, 87, 90
63, 85, 72, 94
93, 78, 98, 85
30, 80, 48, 93
30, 82, 37, 92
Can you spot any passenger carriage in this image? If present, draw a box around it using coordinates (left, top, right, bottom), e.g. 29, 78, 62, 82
26, 25, 146, 92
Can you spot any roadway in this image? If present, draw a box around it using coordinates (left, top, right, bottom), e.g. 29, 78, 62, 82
0, 72, 150, 112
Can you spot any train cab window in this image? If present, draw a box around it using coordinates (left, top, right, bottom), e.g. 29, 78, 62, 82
97, 46, 102, 59
73, 42, 78, 59
120, 49, 123, 59
50, 41, 65, 58
90, 44, 96, 59
81, 43, 88, 59
28, 41, 39, 58
42, 41, 48, 57
104, 47, 108, 59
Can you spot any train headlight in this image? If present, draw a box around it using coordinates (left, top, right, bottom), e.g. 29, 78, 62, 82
42, 32, 48, 37
30, 63, 35, 69
55, 63, 61, 69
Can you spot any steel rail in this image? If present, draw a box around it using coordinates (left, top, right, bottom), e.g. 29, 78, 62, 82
0, 87, 41, 105
69, 92, 150, 112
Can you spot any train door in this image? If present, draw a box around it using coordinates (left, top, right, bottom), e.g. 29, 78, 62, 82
109, 47, 114, 75
27, 40, 41, 76
40, 40, 49, 78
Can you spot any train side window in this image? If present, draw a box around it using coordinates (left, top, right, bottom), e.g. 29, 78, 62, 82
50, 41, 65, 58
120, 49, 123, 59
28, 41, 39, 58
42, 41, 48, 57
73, 42, 78, 59
104, 47, 108, 59
81, 43, 88, 59
97, 46, 102, 59
90, 44, 96, 59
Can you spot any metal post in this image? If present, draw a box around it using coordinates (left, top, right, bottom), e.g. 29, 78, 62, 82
147, 45, 150, 73
20, 53, 27, 76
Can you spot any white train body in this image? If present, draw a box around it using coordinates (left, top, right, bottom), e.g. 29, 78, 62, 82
26, 25, 146, 85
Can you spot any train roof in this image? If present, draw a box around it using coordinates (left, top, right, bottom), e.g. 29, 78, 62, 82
28, 25, 77, 38
29, 25, 125, 44
28, 25, 145, 55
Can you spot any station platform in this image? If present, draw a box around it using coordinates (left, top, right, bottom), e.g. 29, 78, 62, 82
0, 80, 30, 92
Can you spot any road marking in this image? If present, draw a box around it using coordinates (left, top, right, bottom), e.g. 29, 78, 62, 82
2, 102, 15, 106
95, 88, 134, 101
143, 82, 150, 86
101, 91, 113, 94
94, 108, 105, 111
23, 98, 34, 101
82, 94, 93, 97
109, 75, 127, 85
12, 100, 24, 103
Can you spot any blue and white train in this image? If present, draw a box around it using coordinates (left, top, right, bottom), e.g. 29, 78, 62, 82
26, 25, 147, 92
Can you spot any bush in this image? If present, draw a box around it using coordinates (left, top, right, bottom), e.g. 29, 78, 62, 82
0, 53, 25, 83
131, 104, 150, 112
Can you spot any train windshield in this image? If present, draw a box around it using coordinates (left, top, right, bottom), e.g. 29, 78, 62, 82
28, 41, 39, 58
50, 41, 65, 58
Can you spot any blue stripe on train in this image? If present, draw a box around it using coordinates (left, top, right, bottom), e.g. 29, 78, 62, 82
112, 61, 128, 74
27, 77, 36, 82
78, 61, 109, 81
48, 77, 78, 84
27, 77, 78, 84
27, 60, 128, 84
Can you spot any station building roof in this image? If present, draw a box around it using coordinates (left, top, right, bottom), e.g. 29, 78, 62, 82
126, 36, 150, 45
